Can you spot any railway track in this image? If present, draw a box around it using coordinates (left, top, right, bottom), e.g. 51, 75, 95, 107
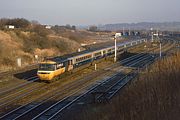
0, 76, 39, 95
0, 52, 155, 120
0, 51, 150, 120
0, 81, 44, 108
0, 40, 149, 96
31, 54, 153, 120
0, 40, 175, 120
0, 51, 144, 116
50, 46, 176, 120
95, 56, 155, 102
33, 42, 175, 120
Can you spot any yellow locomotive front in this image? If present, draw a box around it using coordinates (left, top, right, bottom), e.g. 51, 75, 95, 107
37, 60, 65, 81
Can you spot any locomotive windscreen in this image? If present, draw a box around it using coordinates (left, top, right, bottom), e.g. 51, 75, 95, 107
38, 64, 56, 71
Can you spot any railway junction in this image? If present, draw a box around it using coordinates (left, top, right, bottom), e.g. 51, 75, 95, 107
0, 37, 177, 120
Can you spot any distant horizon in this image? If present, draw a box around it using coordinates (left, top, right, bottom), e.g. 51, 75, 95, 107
1, 17, 180, 27
1, 0, 180, 26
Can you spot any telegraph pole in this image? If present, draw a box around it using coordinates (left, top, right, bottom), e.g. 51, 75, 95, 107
114, 36, 117, 62
151, 28, 153, 42
123, 27, 125, 35
160, 42, 162, 58
114, 33, 121, 62
157, 31, 162, 58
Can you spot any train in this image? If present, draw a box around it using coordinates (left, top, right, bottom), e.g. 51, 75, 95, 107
37, 39, 146, 81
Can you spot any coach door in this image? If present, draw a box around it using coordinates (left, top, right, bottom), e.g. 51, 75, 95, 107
68, 59, 73, 71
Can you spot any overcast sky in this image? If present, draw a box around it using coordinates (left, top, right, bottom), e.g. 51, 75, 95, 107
0, 0, 180, 25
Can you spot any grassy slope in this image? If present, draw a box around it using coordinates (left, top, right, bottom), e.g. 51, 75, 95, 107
75, 52, 180, 120
0, 29, 104, 71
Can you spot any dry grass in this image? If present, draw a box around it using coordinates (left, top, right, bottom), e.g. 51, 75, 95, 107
74, 51, 180, 120
0, 28, 100, 71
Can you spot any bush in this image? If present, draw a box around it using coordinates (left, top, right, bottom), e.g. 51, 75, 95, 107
1, 57, 15, 66
88, 26, 98, 32
33, 25, 49, 37
0, 41, 3, 55
22, 33, 52, 53
0, 18, 30, 28
52, 39, 67, 51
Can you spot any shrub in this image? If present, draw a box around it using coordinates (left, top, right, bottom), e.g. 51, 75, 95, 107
1, 57, 15, 66
33, 25, 49, 37
0, 18, 30, 28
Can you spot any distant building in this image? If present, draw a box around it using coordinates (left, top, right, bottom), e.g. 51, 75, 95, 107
6, 25, 15, 29
45, 25, 52, 29
81, 43, 87, 46
115, 33, 122, 38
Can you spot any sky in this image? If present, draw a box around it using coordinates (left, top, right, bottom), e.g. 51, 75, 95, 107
0, 0, 180, 25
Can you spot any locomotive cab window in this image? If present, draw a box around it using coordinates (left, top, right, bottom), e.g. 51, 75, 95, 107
38, 64, 56, 71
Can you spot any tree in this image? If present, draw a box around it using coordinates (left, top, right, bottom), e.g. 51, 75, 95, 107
89, 25, 98, 32
0, 18, 9, 28
33, 25, 49, 37
7, 18, 30, 28
72, 25, 76, 30
65, 24, 71, 29
0, 18, 31, 28
31, 20, 40, 25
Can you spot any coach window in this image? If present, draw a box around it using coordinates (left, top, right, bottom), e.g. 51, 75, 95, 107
76, 58, 79, 62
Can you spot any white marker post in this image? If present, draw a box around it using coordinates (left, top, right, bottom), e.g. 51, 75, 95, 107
35, 55, 38, 63
17, 58, 22, 67
95, 64, 97, 70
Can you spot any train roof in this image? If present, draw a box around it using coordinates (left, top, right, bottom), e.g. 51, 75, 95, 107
43, 49, 96, 63
68, 39, 145, 59
42, 38, 145, 63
